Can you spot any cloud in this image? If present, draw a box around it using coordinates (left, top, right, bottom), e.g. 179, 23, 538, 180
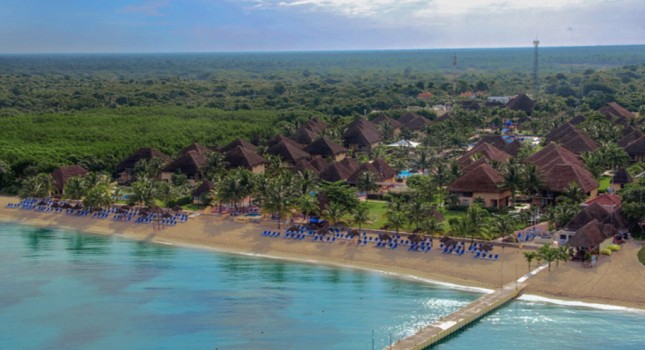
123, 0, 171, 17
247, 0, 590, 18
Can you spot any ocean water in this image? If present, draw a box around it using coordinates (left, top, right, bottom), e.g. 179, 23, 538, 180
0, 222, 643, 350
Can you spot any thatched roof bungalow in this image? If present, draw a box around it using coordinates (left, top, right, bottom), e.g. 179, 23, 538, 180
52, 165, 88, 194
448, 163, 511, 208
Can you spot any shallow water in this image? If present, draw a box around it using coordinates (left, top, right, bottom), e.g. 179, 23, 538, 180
0, 222, 643, 349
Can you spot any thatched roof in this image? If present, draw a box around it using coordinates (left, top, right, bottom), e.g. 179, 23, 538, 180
526, 142, 583, 168
339, 157, 360, 174
291, 125, 320, 144
178, 143, 210, 156
611, 168, 632, 185
292, 159, 320, 174
163, 150, 207, 175
568, 219, 615, 248
398, 112, 422, 125
435, 112, 452, 123
618, 129, 643, 148
569, 114, 587, 125
309, 156, 328, 172
343, 120, 381, 146
448, 163, 506, 193
302, 118, 327, 133
565, 203, 608, 231
476, 135, 522, 156
347, 163, 383, 184
268, 141, 311, 163
559, 130, 599, 155
546, 122, 577, 143
304, 137, 348, 157
224, 146, 266, 168
459, 100, 481, 111
192, 180, 214, 197
318, 162, 353, 182
268, 135, 304, 149
402, 115, 432, 131
52, 165, 88, 193
598, 102, 634, 124
219, 138, 257, 153
583, 193, 622, 208
371, 114, 403, 129
372, 158, 397, 180
602, 209, 630, 231
116, 148, 172, 173
506, 93, 535, 115
458, 142, 511, 169
625, 136, 645, 156
541, 162, 598, 193
461, 157, 490, 175
621, 125, 638, 137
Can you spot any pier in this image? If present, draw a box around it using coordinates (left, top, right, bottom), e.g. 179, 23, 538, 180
390, 281, 526, 350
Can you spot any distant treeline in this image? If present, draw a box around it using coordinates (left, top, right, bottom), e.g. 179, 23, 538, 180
0, 46, 643, 116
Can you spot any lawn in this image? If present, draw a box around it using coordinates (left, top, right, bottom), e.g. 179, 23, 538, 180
638, 247, 645, 266
362, 200, 465, 233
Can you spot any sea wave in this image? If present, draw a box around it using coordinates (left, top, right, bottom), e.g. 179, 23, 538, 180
518, 294, 645, 313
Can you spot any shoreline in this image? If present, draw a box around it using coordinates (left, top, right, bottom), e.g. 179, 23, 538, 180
1, 196, 644, 311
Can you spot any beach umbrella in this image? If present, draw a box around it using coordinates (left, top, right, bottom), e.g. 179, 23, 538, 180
62, 203, 72, 209
51, 202, 61, 208
379, 233, 392, 241
37, 200, 47, 206
173, 205, 182, 212
162, 211, 173, 218
287, 225, 299, 232
122, 205, 131, 211
481, 243, 494, 252
73, 203, 83, 210
347, 229, 360, 238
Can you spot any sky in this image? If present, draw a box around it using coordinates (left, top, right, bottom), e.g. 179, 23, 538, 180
0, 0, 643, 53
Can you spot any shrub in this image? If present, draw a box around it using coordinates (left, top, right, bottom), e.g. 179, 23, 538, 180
600, 248, 612, 256
608, 244, 621, 251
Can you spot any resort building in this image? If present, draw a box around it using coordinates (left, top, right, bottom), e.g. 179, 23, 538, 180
567, 219, 617, 253
371, 158, 397, 183
475, 135, 521, 156
290, 118, 327, 144
457, 142, 511, 170
219, 138, 257, 153
371, 114, 402, 137
447, 163, 511, 208
343, 119, 381, 153
318, 162, 353, 183
598, 102, 634, 125
115, 147, 171, 184
624, 136, 645, 162
557, 202, 628, 244
609, 168, 633, 192
268, 140, 311, 165
192, 180, 214, 204
304, 137, 348, 162
525, 142, 598, 205
52, 165, 89, 195
223, 146, 267, 174
618, 128, 643, 148
161, 150, 208, 185
505, 93, 535, 115
545, 122, 599, 155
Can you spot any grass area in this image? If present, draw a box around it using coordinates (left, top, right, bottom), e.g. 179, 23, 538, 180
598, 176, 611, 192
361, 200, 465, 233
638, 247, 645, 265
182, 203, 206, 212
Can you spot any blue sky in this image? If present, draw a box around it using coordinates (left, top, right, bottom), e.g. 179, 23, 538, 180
0, 0, 643, 53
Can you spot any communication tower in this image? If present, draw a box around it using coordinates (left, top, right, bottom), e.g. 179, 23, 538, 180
533, 38, 540, 94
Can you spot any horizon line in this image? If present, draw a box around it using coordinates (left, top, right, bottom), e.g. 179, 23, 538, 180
1, 43, 643, 56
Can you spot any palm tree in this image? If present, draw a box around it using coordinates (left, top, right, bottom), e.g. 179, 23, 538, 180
297, 194, 319, 225
352, 202, 370, 230
386, 209, 406, 235
83, 182, 114, 210
421, 216, 443, 236
259, 173, 295, 230
555, 246, 571, 267
538, 244, 558, 272
356, 171, 378, 195
503, 162, 523, 206
20, 173, 55, 198
449, 217, 471, 240
203, 151, 228, 181
294, 169, 318, 196
130, 177, 159, 207
134, 158, 165, 181
558, 182, 586, 204
405, 195, 429, 230
323, 201, 345, 229
522, 164, 543, 200
523, 251, 538, 272
489, 213, 518, 241
64, 176, 85, 200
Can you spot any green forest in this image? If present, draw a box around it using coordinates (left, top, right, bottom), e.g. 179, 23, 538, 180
0, 45, 643, 182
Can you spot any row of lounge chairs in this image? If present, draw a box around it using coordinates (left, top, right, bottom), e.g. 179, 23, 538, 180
7, 198, 189, 226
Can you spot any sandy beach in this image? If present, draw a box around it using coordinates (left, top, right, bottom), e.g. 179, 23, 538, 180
1, 195, 644, 310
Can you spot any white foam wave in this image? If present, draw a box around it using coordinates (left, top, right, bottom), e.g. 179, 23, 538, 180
518, 294, 645, 313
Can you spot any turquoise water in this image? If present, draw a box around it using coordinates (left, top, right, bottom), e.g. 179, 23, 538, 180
0, 222, 643, 349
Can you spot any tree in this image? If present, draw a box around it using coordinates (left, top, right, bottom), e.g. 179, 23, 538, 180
294, 169, 318, 196
523, 251, 538, 272
538, 244, 558, 272
405, 194, 429, 230
83, 181, 114, 210
386, 208, 406, 235
319, 180, 359, 213
352, 202, 370, 230
503, 162, 523, 206
218, 168, 256, 211
619, 181, 645, 236
555, 246, 571, 267
421, 216, 443, 236
489, 213, 519, 241
522, 164, 543, 199
557, 182, 586, 204
356, 171, 378, 195
203, 152, 228, 181
258, 172, 297, 229
20, 173, 55, 198
134, 158, 165, 181
130, 177, 159, 207
64, 176, 85, 200
323, 201, 345, 229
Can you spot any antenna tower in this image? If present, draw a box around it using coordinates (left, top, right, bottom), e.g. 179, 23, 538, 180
532, 38, 540, 94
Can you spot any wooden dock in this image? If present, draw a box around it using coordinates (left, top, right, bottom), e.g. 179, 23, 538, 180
389, 281, 526, 350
